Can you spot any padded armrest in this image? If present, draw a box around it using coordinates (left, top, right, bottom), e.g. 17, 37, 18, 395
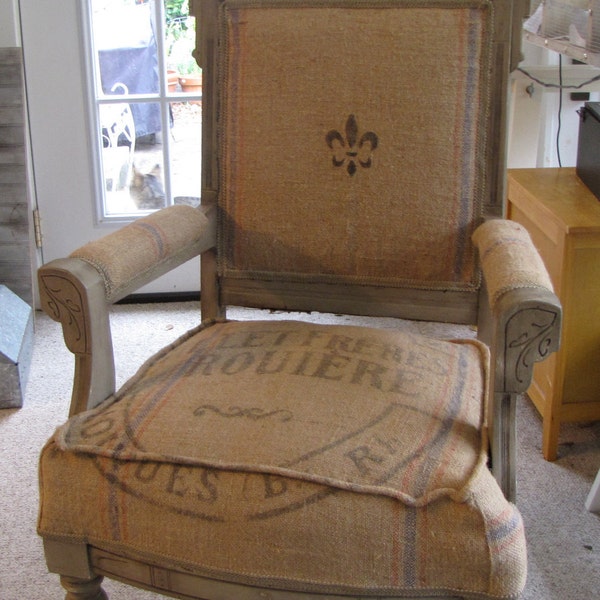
37, 205, 215, 414
472, 218, 554, 309
70, 205, 215, 303
473, 218, 561, 392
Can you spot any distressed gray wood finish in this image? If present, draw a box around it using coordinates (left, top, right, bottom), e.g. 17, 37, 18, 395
0, 47, 32, 306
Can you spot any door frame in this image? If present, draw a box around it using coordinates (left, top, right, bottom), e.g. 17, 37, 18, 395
19, 0, 200, 307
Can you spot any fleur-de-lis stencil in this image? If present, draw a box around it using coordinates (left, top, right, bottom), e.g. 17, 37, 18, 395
326, 114, 379, 176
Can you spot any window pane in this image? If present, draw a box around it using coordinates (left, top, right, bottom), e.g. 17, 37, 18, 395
90, 0, 201, 219
166, 9, 201, 86
93, 0, 160, 96
102, 101, 166, 215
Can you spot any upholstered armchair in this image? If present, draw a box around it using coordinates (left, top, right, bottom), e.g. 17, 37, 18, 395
37, 1, 560, 599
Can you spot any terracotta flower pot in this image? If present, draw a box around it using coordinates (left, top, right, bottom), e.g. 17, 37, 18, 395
167, 70, 179, 92
178, 74, 202, 94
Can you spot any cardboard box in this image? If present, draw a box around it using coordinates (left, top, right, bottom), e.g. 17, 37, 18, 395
576, 101, 600, 200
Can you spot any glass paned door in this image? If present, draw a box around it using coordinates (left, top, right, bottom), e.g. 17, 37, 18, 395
89, 0, 201, 219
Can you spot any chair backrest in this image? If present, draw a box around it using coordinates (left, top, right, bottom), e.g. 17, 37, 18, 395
196, 0, 525, 324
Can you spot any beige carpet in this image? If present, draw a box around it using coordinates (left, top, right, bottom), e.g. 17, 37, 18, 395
1, 301, 599, 599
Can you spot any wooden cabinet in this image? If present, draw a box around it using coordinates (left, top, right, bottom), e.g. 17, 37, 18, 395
507, 168, 600, 460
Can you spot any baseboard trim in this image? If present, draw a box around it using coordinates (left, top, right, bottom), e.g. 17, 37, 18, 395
117, 292, 200, 305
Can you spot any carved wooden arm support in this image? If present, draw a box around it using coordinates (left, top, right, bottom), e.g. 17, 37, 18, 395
38, 259, 114, 416
492, 287, 561, 393
479, 285, 561, 501
38, 205, 216, 416
473, 219, 561, 499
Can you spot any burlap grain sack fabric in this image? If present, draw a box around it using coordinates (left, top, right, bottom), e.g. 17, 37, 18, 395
218, 1, 493, 293
473, 219, 554, 305
40, 320, 526, 598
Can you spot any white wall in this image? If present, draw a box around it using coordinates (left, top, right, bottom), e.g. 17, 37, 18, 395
0, 0, 21, 46
508, 39, 600, 169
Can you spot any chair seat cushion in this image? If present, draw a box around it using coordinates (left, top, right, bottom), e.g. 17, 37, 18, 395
39, 320, 526, 599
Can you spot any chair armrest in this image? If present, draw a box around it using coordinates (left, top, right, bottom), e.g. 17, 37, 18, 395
38, 205, 216, 415
70, 204, 216, 303
473, 218, 561, 393
473, 219, 561, 500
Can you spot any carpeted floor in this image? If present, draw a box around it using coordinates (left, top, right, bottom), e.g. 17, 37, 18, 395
0, 302, 599, 599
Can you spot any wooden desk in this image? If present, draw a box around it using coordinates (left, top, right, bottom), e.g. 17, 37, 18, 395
507, 168, 600, 460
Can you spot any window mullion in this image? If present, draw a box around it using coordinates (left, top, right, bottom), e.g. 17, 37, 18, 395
153, 0, 174, 206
